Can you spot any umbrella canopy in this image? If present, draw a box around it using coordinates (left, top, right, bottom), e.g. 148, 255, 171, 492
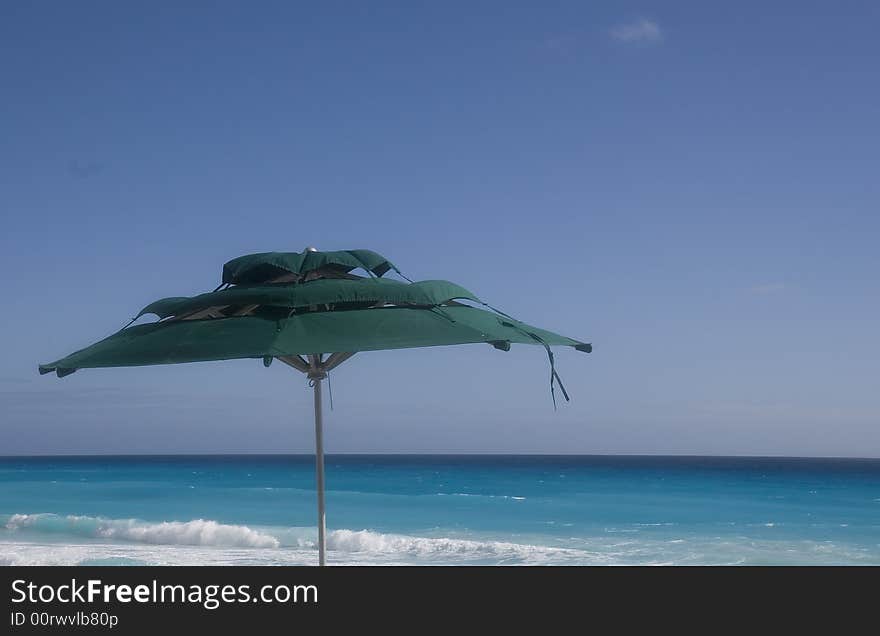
39, 247, 591, 565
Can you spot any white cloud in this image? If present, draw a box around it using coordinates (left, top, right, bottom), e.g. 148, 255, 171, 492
610, 18, 663, 44
748, 283, 786, 295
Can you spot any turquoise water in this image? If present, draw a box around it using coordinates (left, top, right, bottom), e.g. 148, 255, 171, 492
1, 455, 879, 565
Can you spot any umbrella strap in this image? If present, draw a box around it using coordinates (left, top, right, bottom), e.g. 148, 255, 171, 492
486, 303, 571, 408
503, 323, 570, 410
538, 340, 569, 410
327, 371, 334, 411
481, 302, 516, 321
547, 347, 570, 410
308, 373, 334, 411
384, 259, 413, 283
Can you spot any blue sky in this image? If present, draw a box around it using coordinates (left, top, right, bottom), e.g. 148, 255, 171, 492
1, 1, 878, 456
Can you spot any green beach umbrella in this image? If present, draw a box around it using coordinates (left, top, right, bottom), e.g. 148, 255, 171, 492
39, 247, 591, 565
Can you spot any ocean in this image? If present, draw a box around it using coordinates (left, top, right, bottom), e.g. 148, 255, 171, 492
1, 455, 878, 566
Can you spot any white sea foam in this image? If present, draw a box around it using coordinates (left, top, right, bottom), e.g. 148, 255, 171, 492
0, 513, 598, 564
2, 512, 879, 566
437, 493, 526, 500
4, 514, 279, 548
323, 529, 587, 563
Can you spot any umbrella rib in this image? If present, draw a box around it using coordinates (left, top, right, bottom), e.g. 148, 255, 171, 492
231, 304, 260, 316
169, 270, 369, 323
323, 351, 356, 372
276, 355, 310, 374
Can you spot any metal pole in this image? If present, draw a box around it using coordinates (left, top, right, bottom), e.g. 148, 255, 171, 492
313, 376, 327, 566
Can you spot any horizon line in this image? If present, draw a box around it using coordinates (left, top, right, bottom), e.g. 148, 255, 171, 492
2, 452, 879, 461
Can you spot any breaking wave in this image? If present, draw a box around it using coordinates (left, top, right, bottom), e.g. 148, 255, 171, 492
3, 514, 279, 548
1, 512, 589, 564
324, 529, 587, 563
3, 513, 879, 566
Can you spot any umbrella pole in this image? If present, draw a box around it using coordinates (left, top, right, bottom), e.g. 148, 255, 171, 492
313, 375, 327, 566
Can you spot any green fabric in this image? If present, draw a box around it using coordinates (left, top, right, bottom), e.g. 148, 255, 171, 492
39, 305, 588, 376
222, 249, 398, 284
137, 279, 479, 320
40, 248, 591, 380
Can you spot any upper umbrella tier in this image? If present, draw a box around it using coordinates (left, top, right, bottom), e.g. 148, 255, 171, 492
222, 249, 399, 284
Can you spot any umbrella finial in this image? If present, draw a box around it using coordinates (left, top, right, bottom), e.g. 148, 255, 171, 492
304, 246, 318, 253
